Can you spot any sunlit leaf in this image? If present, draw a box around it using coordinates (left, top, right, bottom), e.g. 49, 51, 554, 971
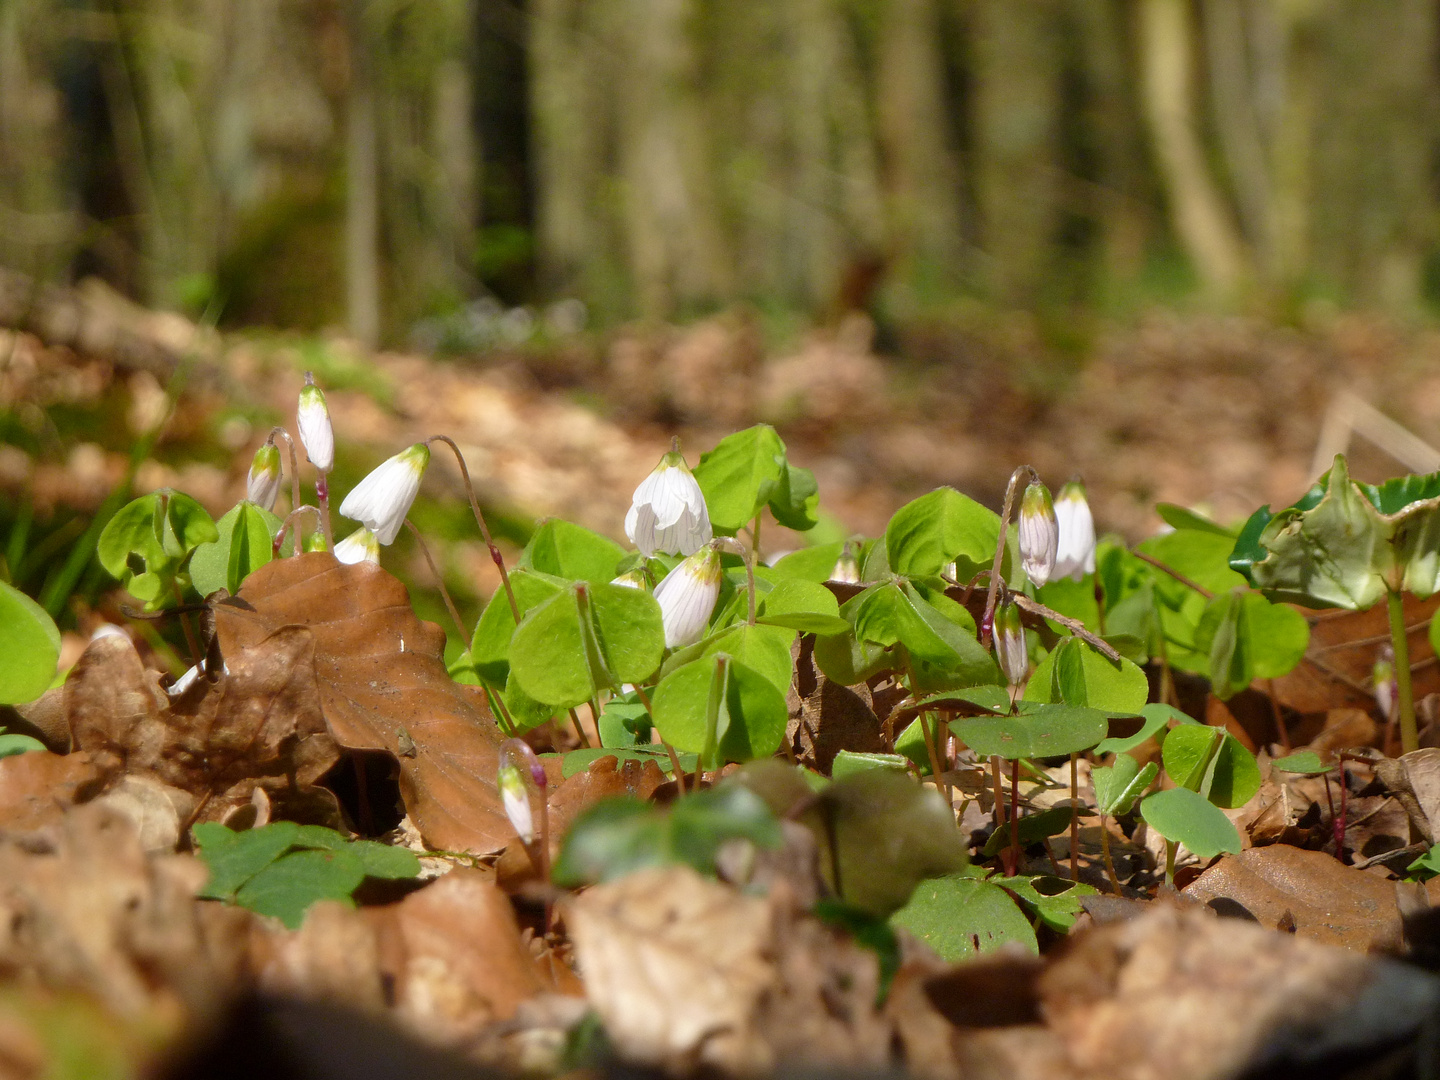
0, 580, 60, 705
890, 873, 1036, 961
1140, 787, 1242, 860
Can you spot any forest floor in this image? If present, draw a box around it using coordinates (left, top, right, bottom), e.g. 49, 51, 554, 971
6, 277, 1440, 1078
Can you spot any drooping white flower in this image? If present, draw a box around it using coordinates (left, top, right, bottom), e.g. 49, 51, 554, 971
498, 738, 546, 843
338, 442, 430, 545
1053, 479, 1096, 581
832, 542, 861, 584
498, 761, 533, 843
246, 443, 282, 511
334, 526, 380, 565
297, 373, 334, 472
625, 451, 712, 558
1017, 481, 1058, 587
1374, 647, 1397, 722
994, 602, 1029, 688
654, 543, 723, 648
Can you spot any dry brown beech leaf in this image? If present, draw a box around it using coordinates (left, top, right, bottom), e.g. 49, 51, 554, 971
214, 553, 509, 853
0, 749, 104, 837
66, 626, 339, 823
1181, 844, 1440, 950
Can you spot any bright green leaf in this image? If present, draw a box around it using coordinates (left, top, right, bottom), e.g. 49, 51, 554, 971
693, 425, 788, 532
1271, 750, 1329, 775
0, 580, 60, 705
952, 703, 1107, 759
770, 542, 846, 583
193, 821, 301, 901
652, 654, 790, 767
234, 848, 367, 929
190, 502, 283, 597
890, 874, 1036, 961
521, 519, 627, 583
769, 462, 820, 531
1026, 637, 1148, 714
1095, 702, 1196, 756
1091, 756, 1158, 816
831, 750, 909, 781
756, 577, 849, 634
1139, 788, 1242, 860
884, 488, 1000, 579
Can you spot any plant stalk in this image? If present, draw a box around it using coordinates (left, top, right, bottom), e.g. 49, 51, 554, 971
316, 472, 334, 550
1008, 756, 1022, 876
1100, 816, 1121, 894
981, 466, 1031, 648
1387, 589, 1418, 754
429, 434, 519, 623
405, 519, 466, 649
1164, 839, 1177, 888
1069, 752, 1079, 881
269, 427, 303, 523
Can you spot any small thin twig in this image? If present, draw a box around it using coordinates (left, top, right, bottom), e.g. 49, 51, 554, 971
405, 519, 467, 649
429, 434, 520, 623
567, 707, 591, 749
1309, 621, 1430, 653
1012, 594, 1123, 662
269, 427, 302, 520
982, 467, 1031, 648
1131, 550, 1214, 600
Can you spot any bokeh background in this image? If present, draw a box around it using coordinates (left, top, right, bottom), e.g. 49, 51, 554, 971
7, 0, 1440, 653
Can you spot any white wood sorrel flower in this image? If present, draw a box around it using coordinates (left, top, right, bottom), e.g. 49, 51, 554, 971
498, 738, 546, 844
1018, 480, 1058, 587
654, 543, 723, 648
296, 373, 334, 472
625, 450, 712, 557
338, 443, 430, 545
994, 601, 1029, 688
1053, 479, 1096, 581
333, 526, 380, 565
246, 443, 282, 511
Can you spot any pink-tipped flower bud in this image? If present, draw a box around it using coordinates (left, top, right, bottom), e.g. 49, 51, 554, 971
1018, 481, 1058, 587
994, 601, 1029, 688
498, 738, 547, 842
246, 443, 283, 511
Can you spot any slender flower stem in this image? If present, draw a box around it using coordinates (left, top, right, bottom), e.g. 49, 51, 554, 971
1164, 839, 1177, 888
1100, 817, 1121, 894
429, 434, 519, 623
483, 684, 516, 738
1008, 757, 1022, 876
316, 472, 334, 550
567, 707, 592, 749
1387, 589, 1419, 754
273, 505, 321, 557
269, 427, 302, 519
992, 755, 1006, 830
751, 514, 762, 565
663, 741, 687, 795
1069, 753, 1079, 881
171, 580, 201, 665
982, 466, 1034, 648
405, 519, 466, 649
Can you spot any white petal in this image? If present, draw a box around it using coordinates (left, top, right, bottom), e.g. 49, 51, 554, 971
630, 504, 660, 557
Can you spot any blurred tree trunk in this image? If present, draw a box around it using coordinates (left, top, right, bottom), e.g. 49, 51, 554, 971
0, 0, 76, 282
971, 0, 1062, 306
345, 0, 380, 348
876, 0, 965, 312
1137, 0, 1248, 296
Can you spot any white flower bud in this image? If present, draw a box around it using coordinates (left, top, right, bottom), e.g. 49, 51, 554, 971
654, 544, 723, 648
338, 443, 430, 545
1053, 479, 1096, 581
994, 602, 1029, 688
1018, 481, 1058, 587
1374, 648, 1397, 722
625, 450, 712, 558
334, 526, 380, 565
297, 374, 334, 472
832, 542, 861, 584
498, 762, 534, 843
610, 570, 649, 590
246, 443, 282, 511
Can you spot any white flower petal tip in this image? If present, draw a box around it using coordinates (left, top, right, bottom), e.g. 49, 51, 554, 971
994, 603, 1029, 688
334, 526, 381, 565
1018, 481, 1058, 588
1053, 480, 1096, 582
338, 443, 430, 545
246, 443, 283, 512
297, 376, 334, 472
625, 451, 712, 558
654, 544, 724, 649
498, 765, 534, 843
